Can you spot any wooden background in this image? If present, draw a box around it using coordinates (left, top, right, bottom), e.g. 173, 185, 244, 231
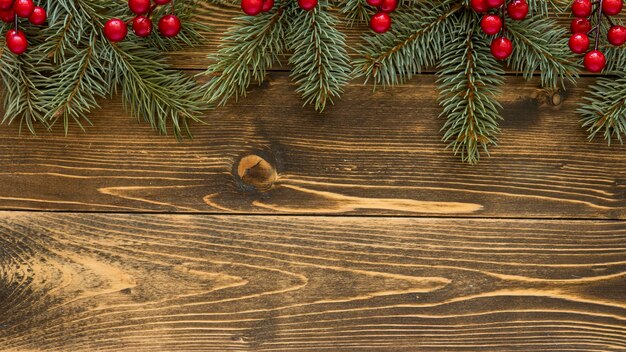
1, 3, 625, 351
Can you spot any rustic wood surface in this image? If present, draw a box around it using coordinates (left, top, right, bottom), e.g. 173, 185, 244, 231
1, 214, 625, 351
0, 74, 624, 218
1, 4, 626, 351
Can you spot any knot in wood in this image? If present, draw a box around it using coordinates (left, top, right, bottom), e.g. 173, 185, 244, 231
236, 155, 277, 192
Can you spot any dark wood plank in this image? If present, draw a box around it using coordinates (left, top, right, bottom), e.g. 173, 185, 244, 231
0, 213, 624, 351
0, 74, 625, 218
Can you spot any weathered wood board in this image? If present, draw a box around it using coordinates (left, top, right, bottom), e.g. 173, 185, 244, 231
0, 74, 624, 218
1, 213, 624, 351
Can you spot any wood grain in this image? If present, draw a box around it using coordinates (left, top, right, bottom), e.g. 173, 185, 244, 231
0, 74, 624, 217
0, 213, 624, 351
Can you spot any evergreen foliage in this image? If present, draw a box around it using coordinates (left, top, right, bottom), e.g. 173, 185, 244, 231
205, 0, 578, 163
0, 0, 209, 137
578, 17, 626, 145
2, 0, 624, 164
353, 0, 576, 163
437, 12, 504, 164
202, 0, 350, 112
580, 73, 626, 144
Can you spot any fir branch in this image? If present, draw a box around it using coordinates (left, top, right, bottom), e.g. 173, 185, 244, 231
107, 41, 206, 138
336, 0, 371, 26
353, 0, 461, 86
201, 3, 290, 106
602, 19, 626, 73
38, 0, 106, 63
437, 12, 504, 164
579, 76, 626, 144
42, 42, 109, 132
507, 16, 578, 89
31, 0, 208, 136
287, 2, 351, 111
147, 0, 211, 51
0, 49, 47, 133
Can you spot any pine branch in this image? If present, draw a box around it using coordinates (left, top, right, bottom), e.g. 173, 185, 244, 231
336, 0, 371, 25
42, 42, 109, 132
579, 76, 626, 144
507, 16, 578, 89
147, 0, 211, 51
25, 0, 208, 136
201, 3, 291, 106
437, 12, 504, 164
286, 2, 351, 111
602, 19, 626, 72
37, 0, 106, 63
353, 0, 461, 86
108, 41, 206, 138
0, 49, 47, 133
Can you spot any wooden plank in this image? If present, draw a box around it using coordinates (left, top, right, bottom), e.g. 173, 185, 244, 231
171, 3, 579, 69
0, 213, 624, 351
0, 74, 625, 218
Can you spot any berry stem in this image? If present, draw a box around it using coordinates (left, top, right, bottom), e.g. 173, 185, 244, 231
500, 2, 507, 34
595, 0, 603, 50
146, 3, 158, 19
13, 14, 17, 31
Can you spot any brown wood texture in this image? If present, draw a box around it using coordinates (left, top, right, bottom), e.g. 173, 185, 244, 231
1, 5, 626, 351
0, 213, 625, 351
0, 74, 624, 217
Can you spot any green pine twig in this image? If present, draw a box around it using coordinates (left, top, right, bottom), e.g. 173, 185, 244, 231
287, 1, 351, 111
437, 12, 504, 164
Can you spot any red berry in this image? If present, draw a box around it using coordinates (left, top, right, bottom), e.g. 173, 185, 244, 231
486, 0, 504, 8
103, 18, 127, 42
298, 0, 317, 10
370, 12, 391, 34
570, 18, 591, 33
12, 0, 33, 18
0, 0, 12, 10
608, 25, 626, 46
154, 0, 171, 4
470, 0, 488, 12
261, 0, 274, 12
367, 0, 383, 6
158, 14, 181, 37
571, 0, 592, 17
0, 8, 13, 22
568, 33, 590, 53
490, 36, 513, 60
132, 15, 152, 37
241, 0, 263, 15
584, 50, 606, 72
507, 0, 528, 20
128, 0, 150, 15
380, 0, 397, 12
480, 14, 502, 35
28, 6, 45, 25
602, 0, 623, 15
5, 29, 27, 54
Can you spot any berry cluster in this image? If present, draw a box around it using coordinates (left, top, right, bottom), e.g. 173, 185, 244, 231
367, 0, 397, 34
240, 0, 318, 15
104, 0, 181, 42
471, 0, 529, 60
0, 0, 46, 54
568, 0, 624, 73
